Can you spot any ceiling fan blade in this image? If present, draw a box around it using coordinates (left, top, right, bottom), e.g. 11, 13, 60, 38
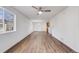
41, 10, 51, 12
32, 6, 38, 10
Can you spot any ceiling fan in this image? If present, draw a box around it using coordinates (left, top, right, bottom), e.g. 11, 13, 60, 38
32, 6, 51, 15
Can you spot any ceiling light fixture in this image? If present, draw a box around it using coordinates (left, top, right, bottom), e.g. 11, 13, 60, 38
32, 6, 51, 15
38, 11, 43, 15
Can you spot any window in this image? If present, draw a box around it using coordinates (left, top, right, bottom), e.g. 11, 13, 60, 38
0, 7, 16, 34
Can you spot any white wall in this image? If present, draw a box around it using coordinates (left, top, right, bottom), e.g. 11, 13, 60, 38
33, 22, 43, 31
0, 7, 33, 52
32, 20, 47, 31
51, 7, 79, 52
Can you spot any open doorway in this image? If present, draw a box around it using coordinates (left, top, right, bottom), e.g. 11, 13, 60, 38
46, 22, 50, 33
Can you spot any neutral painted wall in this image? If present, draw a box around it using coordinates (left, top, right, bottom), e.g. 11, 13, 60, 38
0, 7, 33, 52
51, 7, 79, 52
32, 20, 47, 31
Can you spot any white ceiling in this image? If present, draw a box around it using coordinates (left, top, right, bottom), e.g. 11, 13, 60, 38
13, 6, 67, 20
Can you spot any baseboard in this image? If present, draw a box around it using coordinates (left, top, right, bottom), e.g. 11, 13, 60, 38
51, 34, 77, 53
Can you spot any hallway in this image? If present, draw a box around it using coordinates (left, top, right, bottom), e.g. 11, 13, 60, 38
6, 32, 75, 53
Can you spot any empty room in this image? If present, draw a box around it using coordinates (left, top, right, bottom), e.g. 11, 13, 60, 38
0, 6, 79, 53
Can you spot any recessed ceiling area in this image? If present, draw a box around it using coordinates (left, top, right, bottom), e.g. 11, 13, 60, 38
13, 6, 67, 20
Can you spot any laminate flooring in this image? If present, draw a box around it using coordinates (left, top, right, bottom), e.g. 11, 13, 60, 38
6, 31, 75, 53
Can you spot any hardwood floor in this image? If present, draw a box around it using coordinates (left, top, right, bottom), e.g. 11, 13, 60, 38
6, 31, 76, 53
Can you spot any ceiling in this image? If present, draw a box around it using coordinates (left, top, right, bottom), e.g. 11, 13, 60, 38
13, 6, 67, 20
